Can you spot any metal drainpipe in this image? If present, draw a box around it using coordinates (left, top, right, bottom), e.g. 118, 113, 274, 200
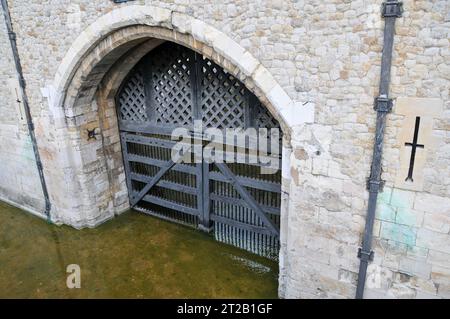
1, 0, 52, 221
355, 0, 403, 299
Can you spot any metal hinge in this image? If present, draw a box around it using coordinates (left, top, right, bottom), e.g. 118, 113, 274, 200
374, 96, 393, 113
358, 248, 374, 262
112, 0, 135, 3
382, 1, 403, 18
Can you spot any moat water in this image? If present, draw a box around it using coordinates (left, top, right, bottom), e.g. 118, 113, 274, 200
0, 201, 278, 298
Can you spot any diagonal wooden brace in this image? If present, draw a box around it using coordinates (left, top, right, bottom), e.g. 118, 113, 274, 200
130, 160, 176, 207
215, 162, 280, 237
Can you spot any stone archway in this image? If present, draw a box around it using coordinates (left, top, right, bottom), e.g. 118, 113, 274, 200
42, 5, 310, 227
38, 5, 317, 296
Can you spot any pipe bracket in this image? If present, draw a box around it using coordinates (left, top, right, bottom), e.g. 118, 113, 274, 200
374, 96, 393, 113
358, 248, 374, 262
366, 177, 385, 193
382, 1, 403, 18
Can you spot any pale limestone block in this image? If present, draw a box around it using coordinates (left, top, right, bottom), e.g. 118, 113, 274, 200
252, 64, 277, 94
191, 19, 221, 46
428, 250, 450, 269
393, 97, 444, 191
423, 212, 450, 234
268, 84, 292, 110
386, 282, 417, 299
414, 192, 450, 214
416, 229, 450, 254
237, 51, 260, 76
399, 257, 432, 279
171, 11, 192, 34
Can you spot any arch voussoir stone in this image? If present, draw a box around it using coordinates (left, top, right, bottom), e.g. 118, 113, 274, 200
53, 5, 312, 132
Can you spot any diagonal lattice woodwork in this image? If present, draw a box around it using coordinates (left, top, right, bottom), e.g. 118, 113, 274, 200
117, 71, 147, 122
254, 101, 281, 129
149, 43, 194, 126
200, 57, 247, 129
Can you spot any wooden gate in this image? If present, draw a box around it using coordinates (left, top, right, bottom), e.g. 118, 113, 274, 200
117, 42, 281, 259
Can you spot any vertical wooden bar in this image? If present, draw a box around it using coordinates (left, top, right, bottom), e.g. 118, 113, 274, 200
143, 61, 156, 123
199, 161, 211, 232
189, 51, 203, 121
120, 132, 135, 206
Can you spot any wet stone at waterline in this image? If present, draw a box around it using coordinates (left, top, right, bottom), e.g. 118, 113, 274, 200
0, 201, 278, 298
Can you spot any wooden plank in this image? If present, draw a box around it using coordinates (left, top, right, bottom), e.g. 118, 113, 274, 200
143, 60, 156, 123
210, 193, 280, 216
124, 133, 178, 149
127, 154, 198, 175
130, 172, 199, 195
120, 123, 282, 163
209, 171, 281, 193
120, 133, 135, 202
200, 162, 211, 230
141, 194, 198, 216
211, 215, 273, 236
190, 51, 202, 121
215, 162, 279, 237
134, 206, 198, 228
119, 120, 192, 136
130, 160, 176, 206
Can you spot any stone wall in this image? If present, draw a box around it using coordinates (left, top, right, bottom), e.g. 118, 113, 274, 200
0, 0, 448, 299
0, 7, 44, 215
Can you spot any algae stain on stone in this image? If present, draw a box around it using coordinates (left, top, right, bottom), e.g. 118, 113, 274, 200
21, 137, 36, 162
377, 187, 417, 248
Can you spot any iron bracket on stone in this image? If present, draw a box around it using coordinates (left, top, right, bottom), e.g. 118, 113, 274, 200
358, 248, 374, 262
87, 128, 99, 141
374, 96, 393, 113
382, 1, 403, 18
112, 0, 135, 3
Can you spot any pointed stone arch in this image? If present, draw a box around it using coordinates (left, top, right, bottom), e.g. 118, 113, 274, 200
41, 6, 307, 263
50, 5, 312, 133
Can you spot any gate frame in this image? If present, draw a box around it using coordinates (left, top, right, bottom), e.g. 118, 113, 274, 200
116, 43, 283, 245
43, 9, 310, 229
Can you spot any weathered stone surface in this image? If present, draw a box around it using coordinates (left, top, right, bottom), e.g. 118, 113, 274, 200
0, 0, 448, 300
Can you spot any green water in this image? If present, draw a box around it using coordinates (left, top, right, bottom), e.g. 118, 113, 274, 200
0, 201, 278, 298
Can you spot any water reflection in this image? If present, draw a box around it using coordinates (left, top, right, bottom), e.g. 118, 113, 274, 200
0, 201, 278, 298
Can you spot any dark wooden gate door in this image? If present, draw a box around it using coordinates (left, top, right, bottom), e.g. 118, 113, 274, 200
117, 42, 281, 259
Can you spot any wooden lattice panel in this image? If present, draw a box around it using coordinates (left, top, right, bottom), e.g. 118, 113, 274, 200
118, 71, 147, 122
200, 58, 247, 129
149, 43, 194, 126
254, 101, 280, 129
117, 42, 283, 259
